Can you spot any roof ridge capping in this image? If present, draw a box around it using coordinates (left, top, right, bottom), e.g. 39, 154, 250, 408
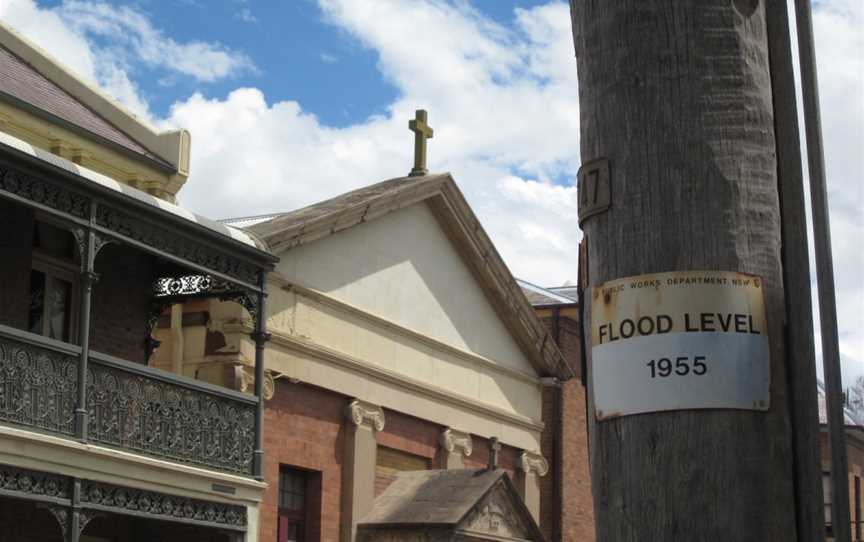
0, 21, 190, 176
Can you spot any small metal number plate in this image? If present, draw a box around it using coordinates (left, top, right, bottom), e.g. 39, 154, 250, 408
577, 158, 611, 226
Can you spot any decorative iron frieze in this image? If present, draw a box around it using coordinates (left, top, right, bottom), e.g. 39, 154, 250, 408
80, 479, 247, 530
0, 334, 77, 437
0, 464, 72, 501
0, 166, 89, 219
86, 359, 256, 475
151, 274, 258, 322
153, 275, 235, 298
95, 205, 259, 285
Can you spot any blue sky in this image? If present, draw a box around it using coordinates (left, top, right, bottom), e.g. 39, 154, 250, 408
35, 0, 554, 126
1, 0, 862, 382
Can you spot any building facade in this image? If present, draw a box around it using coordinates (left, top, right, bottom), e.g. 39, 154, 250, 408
155, 175, 577, 541
819, 383, 864, 541
0, 22, 277, 541
518, 280, 595, 542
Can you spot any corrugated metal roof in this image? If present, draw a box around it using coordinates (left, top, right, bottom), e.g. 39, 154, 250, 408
0, 44, 170, 169
549, 284, 579, 300
817, 380, 861, 426
517, 279, 578, 306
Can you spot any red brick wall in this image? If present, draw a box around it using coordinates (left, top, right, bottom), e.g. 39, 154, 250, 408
0, 201, 155, 364
821, 430, 864, 541
540, 382, 558, 541
90, 243, 156, 363
377, 408, 441, 462
537, 310, 596, 542
260, 380, 533, 541
375, 408, 440, 496
561, 378, 595, 542
462, 434, 519, 477
0, 200, 33, 330
261, 380, 346, 542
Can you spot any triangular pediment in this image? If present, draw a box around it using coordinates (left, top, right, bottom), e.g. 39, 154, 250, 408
459, 478, 535, 539
357, 470, 544, 542
245, 173, 572, 380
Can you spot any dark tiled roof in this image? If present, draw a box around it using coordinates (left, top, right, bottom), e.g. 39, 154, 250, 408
359, 469, 543, 539
361, 469, 503, 524
0, 44, 169, 168
247, 175, 430, 240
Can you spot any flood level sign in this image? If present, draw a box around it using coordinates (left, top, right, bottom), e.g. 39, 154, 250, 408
590, 270, 770, 419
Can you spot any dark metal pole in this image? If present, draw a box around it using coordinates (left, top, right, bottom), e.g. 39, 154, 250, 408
68, 479, 81, 542
766, 1, 825, 539
75, 225, 98, 441
251, 271, 269, 480
794, 1, 852, 540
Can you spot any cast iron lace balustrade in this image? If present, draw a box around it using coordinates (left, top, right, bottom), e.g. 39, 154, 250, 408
0, 332, 77, 437
87, 354, 256, 475
0, 325, 257, 476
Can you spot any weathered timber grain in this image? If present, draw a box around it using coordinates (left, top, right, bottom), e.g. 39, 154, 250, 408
570, 2, 798, 540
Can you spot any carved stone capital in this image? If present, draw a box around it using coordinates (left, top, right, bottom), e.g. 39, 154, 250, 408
518, 451, 549, 477
236, 366, 275, 400
439, 428, 473, 457
346, 399, 385, 431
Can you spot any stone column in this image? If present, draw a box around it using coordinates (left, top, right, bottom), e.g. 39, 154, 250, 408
517, 450, 549, 523
438, 428, 473, 469
341, 399, 385, 542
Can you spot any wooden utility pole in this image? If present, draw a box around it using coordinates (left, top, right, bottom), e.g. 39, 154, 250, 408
570, 2, 800, 540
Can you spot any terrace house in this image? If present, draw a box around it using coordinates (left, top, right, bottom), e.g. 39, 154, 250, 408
0, 22, 276, 542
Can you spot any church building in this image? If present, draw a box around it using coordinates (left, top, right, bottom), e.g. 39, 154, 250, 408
0, 20, 276, 542
156, 167, 577, 541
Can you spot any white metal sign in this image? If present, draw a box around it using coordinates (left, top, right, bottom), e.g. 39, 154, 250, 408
590, 271, 770, 420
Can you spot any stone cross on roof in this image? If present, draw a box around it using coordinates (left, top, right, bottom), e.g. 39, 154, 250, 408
408, 109, 433, 177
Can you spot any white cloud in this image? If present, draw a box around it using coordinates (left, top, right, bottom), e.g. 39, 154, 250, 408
163, 0, 582, 287
803, 0, 864, 381
236, 8, 258, 24
0, 0, 258, 120
57, 1, 257, 83
319, 52, 338, 64
0, 0, 98, 86
1, 0, 861, 381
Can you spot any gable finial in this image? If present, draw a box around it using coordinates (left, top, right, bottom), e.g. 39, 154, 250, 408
488, 436, 501, 471
408, 109, 433, 177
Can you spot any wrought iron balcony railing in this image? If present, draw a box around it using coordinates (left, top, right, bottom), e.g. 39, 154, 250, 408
0, 324, 257, 476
